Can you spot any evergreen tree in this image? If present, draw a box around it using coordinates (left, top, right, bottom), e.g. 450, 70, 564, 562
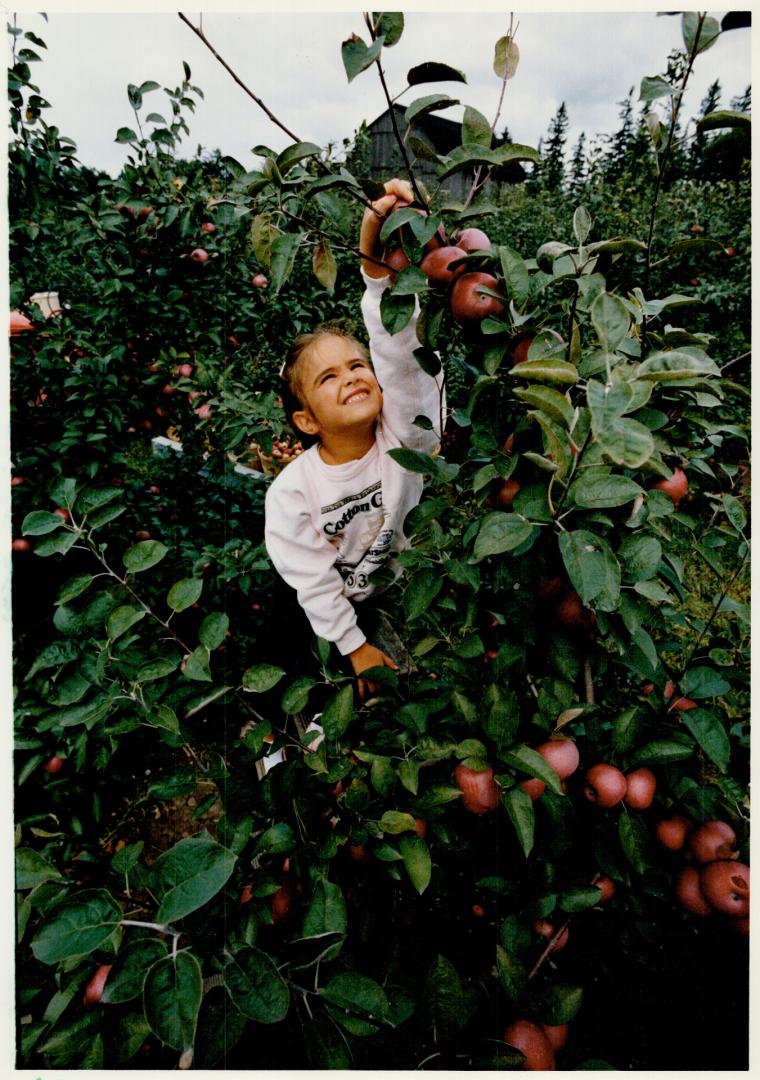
730, 85, 751, 111
542, 102, 568, 191
568, 132, 587, 196
604, 87, 636, 182
690, 79, 722, 179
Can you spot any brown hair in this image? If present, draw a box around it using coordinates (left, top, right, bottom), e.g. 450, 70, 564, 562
280, 321, 369, 445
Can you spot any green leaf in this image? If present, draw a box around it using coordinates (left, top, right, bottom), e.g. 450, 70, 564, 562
143, 952, 202, 1051
242, 664, 285, 693
31, 889, 122, 964
422, 955, 464, 1042
183, 645, 212, 682
681, 708, 730, 773
123, 540, 168, 573
341, 33, 384, 82
493, 34, 520, 79
276, 140, 322, 174
559, 530, 621, 611
115, 126, 138, 143
269, 232, 301, 294
380, 290, 415, 335
399, 834, 432, 893
379, 810, 417, 835
102, 938, 167, 1004
681, 666, 731, 699
152, 832, 236, 923
618, 813, 650, 873
281, 676, 316, 714
405, 93, 459, 124
312, 237, 337, 292
407, 61, 467, 86
301, 878, 347, 946
462, 105, 492, 147
639, 75, 677, 104
559, 885, 602, 912
322, 972, 390, 1034
33, 529, 79, 557
15, 848, 63, 890
321, 684, 354, 739
682, 12, 720, 55
482, 684, 520, 746
148, 704, 180, 733
723, 494, 747, 533
573, 205, 592, 245
56, 575, 95, 604
387, 446, 437, 474
631, 738, 693, 766
253, 822, 296, 857
637, 349, 720, 381
404, 569, 443, 620
590, 292, 632, 352
503, 785, 534, 857
498, 745, 563, 794
199, 612, 229, 650
111, 840, 144, 874
224, 946, 290, 1022
587, 379, 654, 468
618, 535, 662, 581
509, 358, 579, 384
474, 512, 536, 561
167, 577, 203, 613
22, 510, 65, 535
697, 109, 751, 132
373, 11, 404, 46
399, 758, 419, 794
496, 945, 528, 1002
571, 471, 642, 509
527, 982, 584, 1025
513, 385, 573, 428
106, 605, 146, 640
499, 244, 531, 308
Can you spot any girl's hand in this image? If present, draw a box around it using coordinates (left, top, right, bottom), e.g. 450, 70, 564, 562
348, 641, 398, 699
360, 177, 415, 277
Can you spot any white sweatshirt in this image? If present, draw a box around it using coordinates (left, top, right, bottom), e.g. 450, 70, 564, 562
264, 271, 444, 655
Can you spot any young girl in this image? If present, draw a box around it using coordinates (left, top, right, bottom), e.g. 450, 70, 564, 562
264, 178, 444, 697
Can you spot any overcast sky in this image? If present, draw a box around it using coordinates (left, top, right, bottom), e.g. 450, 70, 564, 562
9, 6, 752, 178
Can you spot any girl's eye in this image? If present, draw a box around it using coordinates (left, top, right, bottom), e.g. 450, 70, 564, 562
320, 373, 335, 383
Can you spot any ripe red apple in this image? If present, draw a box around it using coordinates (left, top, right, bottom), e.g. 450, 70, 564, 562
594, 875, 616, 903
491, 477, 520, 510
420, 244, 466, 285
651, 467, 688, 508
11, 475, 26, 487
520, 777, 546, 801
690, 224, 704, 234
450, 272, 504, 325
676, 866, 713, 916
382, 246, 411, 281
12, 538, 31, 553
42, 755, 64, 774
453, 227, 492, 252
83, 964, 112, 1005
655, 814, 692, 852
511, 334, 534, 366
251, 273, 269, 288
349, 844, 370, 864
10, 310, 34, 335
195, 403, 212, 420
729, 914, 749, 936
669, 696, 697, 713
583, 764, 627, 808
536, 738, 580, 781
413, 817, 428, 839
271, 881, 294, 923
532, 918, 569, 951
541, 1023, 569, 1051
687, 820, 738, 864
700, 860, 749, 916
555, 589, 596, 631
642, 682, 656, 696
624, 767, 657, 810
190, 248, 209, 263
134, 530, 151, 541
200, 221, 217, 234
537, 576, 564, 601
503, 1019, 556, 1071
176, 363, 194, 378
471, 903, 486, 918
454, 763, 501, 814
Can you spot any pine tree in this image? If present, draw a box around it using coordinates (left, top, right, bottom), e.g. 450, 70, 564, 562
604, 88, 636, 182
568, 132, 587, 196
542, 102, 569, 191
690, 79, 722, 179
730, 85, 751, 111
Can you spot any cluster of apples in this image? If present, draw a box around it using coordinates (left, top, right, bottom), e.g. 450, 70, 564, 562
250, 434, 304, 475
657, 816, 750, 934
384, 217, 506, 326
503, 1018, 567, 1071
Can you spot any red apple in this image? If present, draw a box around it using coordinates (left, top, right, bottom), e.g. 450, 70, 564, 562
651, 467, 688, 508
655, 814, 692, 852
594, 875, 616, 903
700, 860, 749, 916
176, 363, 193, 378
195, 403, 212, 420
503, 1019, 556, 1071
420, 244, 466, 285
454, 763, 501, 814
271, 881, 294, 923
450, 272, 504, 324
251, 273, 269, 288
382, 246, 411, 281
453, 227, 492, 252
532, 918, 569, 951
190, 248, 209, 263
669, 696, 697, 713
583, 764, 627, 808
511, 334, 534, 366
541, 1023, 569, 1051
11, 538, 31, 553
10, 310, 34, 335
11, 475, 26, 487
83, 964, 112, 1005
555, 589, 596, 631
200, 222, 217, 234
687, 820, 738, 864
42, 755, 64, 774
676, 865, 713, 916
413, 817, 428, 839
520, 777, 546, 801
536, 738, 580, 780
493, 477, 521, 510
624, 767, 657, 810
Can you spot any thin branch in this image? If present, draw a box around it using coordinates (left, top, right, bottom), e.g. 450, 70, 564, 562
528, 918, 570, 980
677, 549, 749, 676
178, 13, 301, 143
464, 14, 518, 210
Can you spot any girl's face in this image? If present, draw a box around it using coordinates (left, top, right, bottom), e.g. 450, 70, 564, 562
293, 334, 382, 440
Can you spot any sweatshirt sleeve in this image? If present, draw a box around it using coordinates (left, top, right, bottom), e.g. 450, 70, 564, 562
360, 271, 445, 454
264, 477, 366, 656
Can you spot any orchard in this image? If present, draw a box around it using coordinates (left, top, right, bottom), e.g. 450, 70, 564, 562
10, 11, 750, 1072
